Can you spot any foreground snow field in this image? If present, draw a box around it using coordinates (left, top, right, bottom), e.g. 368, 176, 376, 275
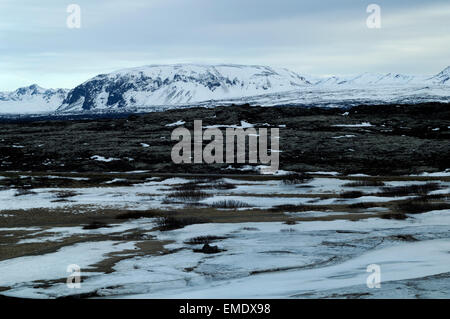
0, 172, 449, 299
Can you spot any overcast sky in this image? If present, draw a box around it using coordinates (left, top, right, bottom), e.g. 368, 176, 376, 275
1, 0, 449, 90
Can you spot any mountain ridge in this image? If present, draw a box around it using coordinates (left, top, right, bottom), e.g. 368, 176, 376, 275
58, 64, 311, 112
0, 84, 69, 115
0, 64, 449, 115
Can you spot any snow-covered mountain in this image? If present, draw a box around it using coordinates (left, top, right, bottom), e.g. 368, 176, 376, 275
1, 64, 449, 116
313, 72, 427, 87
313, 76, 345, 87
339, 73, 418, 86
0, 85, 68, 114
427, 66, 450, 85
58, 64, 311, 112
193, 67, 450, 109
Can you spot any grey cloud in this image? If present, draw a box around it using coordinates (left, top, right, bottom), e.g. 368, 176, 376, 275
0, 0, 449, 90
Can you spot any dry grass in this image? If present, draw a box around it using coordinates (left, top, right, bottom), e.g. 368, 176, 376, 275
394, 200, 450, 214
166, 190, 211, 202
378, 183, 442, 197
156, 216, 209, 231
380, 213, 408, 220
348, 202, 379, 209
343, 180, 385, 187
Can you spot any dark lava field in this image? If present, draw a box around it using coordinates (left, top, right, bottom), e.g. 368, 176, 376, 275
0, 103, 449, 175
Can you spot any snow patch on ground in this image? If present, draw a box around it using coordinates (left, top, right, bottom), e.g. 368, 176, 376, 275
91, 155, 120, 162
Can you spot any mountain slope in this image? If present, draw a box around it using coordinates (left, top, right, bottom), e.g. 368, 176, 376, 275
428, 66, 450, 85
340, 72, 418, 86
314, 73, 427, 88
57, 64, 311, 112
0, 85, 68, 114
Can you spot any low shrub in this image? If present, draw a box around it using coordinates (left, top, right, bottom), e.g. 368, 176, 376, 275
83, 221, 111, 230
210, 200, 251, 209
388, 234, 417, 242
211, 181, 236, 190
380, 213, 408, 220
340, 191, 365, 199
55, 190, 78, 199
171, 182, 202, 191
167, 190, 211, 202
184, 235, 227, 245
348, 202, 378, 209
416, 194, 449, 201
156, 216, 208, 231
343, 180, 385, 187
269, 204, 313, 212
193, 243, 224, 254
395, 200, 450, 214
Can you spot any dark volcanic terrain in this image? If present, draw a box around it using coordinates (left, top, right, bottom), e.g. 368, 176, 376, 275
0, 103, 449, 175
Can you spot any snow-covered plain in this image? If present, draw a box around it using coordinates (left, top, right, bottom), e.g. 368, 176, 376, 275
1, 175, 444, 211
0, 174, 449, 299
2, 212, 450, 299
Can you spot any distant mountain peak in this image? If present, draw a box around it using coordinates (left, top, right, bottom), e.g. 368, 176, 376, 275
437, 66, 450, 75
0, 85, 69, 115
14, 84, 46, 95
429, 66, 450, 84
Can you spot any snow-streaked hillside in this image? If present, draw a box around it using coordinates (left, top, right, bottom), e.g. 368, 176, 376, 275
338, 73, 419, 86
428, 66, 450, 85
57, 64, 311, 112
313, 72, 428, 88
202, 85, 449, 109
0, 85, 68, 114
